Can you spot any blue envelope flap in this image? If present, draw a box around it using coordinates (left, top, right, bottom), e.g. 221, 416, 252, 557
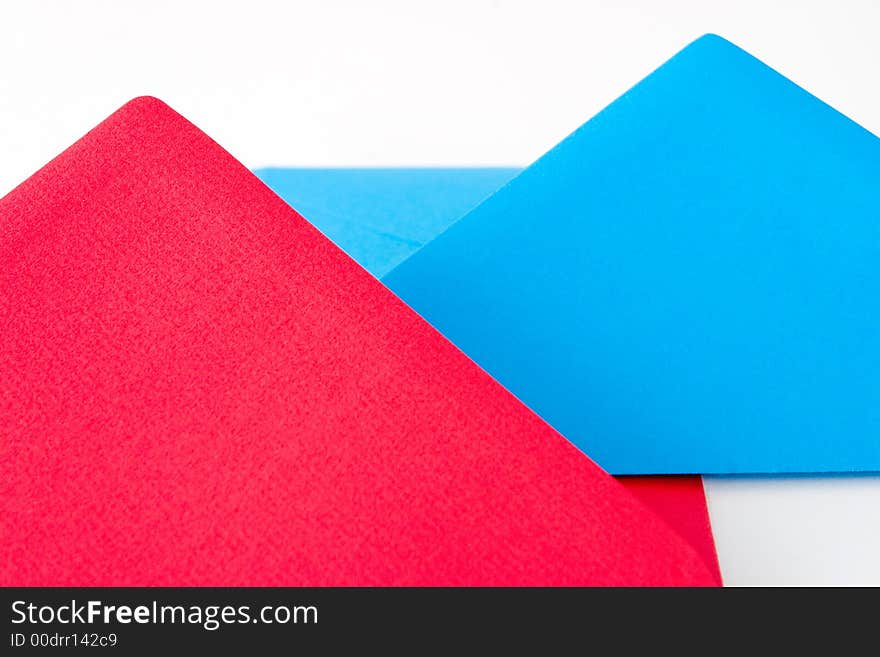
382, 35, 880, 474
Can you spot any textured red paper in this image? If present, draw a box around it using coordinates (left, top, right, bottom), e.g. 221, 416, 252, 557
618, 477, 721, 583
0, 98, 716, 586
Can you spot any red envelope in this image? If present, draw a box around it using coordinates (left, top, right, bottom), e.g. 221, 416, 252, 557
619, 477, 720, 583
0, 97, 717, 586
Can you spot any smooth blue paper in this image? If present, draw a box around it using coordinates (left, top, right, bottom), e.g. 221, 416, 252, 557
382, 35, 880, 475
255, 168, 519, 277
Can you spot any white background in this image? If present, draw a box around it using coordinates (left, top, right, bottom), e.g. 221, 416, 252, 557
2, 0, 879, 585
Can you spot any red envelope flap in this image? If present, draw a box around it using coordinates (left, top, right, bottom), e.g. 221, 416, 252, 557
0, 97, 715, 586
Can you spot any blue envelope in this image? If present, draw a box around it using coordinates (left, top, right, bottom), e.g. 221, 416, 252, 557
379, 34, 880, 475
255, 168, 519, 277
